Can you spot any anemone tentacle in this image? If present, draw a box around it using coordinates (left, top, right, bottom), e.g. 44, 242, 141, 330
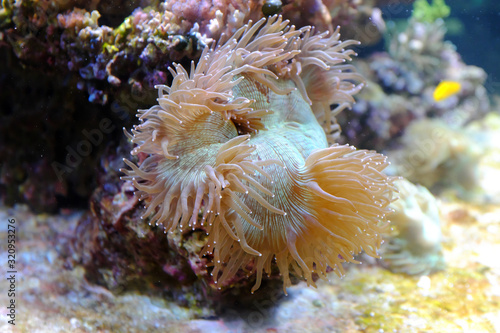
124, 15, 397, 293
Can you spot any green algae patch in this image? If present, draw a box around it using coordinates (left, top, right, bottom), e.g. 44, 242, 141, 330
413, 0, 451, 22
331, 246, 499, 332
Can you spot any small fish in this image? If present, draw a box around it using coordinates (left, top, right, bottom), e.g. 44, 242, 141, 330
433, 80, 461, 102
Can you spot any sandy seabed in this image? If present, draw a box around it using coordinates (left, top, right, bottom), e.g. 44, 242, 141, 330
0, 198, 499, 333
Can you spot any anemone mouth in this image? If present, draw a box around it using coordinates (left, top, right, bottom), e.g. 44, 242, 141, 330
123, 15, 396, 293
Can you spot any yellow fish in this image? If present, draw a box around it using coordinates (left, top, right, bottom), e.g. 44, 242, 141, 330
433, 80, 461, 102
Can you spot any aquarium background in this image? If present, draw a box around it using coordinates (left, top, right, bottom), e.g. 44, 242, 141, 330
1, 0, 500, 332
378, 1, 500, 94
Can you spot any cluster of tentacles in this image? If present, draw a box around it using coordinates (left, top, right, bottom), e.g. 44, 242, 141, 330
122, 15, 397, 293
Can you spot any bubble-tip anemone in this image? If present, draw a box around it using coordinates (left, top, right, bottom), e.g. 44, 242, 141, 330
122, 15, 397, 293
